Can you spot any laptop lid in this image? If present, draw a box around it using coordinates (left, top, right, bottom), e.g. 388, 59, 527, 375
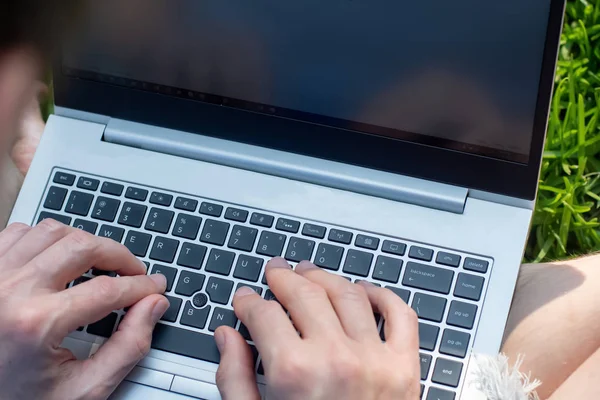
54, 0, 564, 201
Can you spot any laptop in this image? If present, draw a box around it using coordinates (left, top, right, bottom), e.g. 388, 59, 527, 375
8, 1, 565, 399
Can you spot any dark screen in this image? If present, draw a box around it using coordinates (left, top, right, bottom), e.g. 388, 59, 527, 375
64, 0, 552, 162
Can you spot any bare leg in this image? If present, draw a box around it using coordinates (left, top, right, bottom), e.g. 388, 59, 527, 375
549, 347, 600, 400
501, 255, 600, 399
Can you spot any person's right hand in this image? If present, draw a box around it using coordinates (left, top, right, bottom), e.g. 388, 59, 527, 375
215, 258, 421, 400
0, 220, 170, 400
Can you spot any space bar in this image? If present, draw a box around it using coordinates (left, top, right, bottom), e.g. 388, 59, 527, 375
152, 324, 221, 364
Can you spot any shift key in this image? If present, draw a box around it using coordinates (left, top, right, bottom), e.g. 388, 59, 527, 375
403, 262, 454, 294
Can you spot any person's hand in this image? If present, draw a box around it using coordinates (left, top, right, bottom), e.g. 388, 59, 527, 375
215, 258, 421, 400
0, 220, 170, 400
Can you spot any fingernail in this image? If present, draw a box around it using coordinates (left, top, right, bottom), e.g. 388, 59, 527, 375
357, 280, 375, 287
151, 298, 170, 324
214, 328, 226, 353
235, 286, 256, 297
267, 257, 291, 269
295, 261, 317, 273
149, 273, 167, 291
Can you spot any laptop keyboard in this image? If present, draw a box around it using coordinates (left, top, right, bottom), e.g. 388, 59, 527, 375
38, 169, 492, 400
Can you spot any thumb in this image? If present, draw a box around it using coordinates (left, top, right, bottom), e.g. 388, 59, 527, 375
215, 326, 261, 400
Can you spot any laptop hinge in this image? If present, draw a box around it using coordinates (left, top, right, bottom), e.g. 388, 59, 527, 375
103, 118, 468, 214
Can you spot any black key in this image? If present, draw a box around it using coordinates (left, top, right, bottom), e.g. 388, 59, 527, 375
440, 329, 470, 358
372, 256, 402, 283
206, 276, 233, 304
124, 231, 152, 256
355, 234, 380, 250
342, 250, 373, 277
427, 388, 455, 400
239, 324, 253, 341
264, 289, 281, 304
177, 243, 207, 270
421, 385, 425, 400
418, 323, 439, 351
65, 191, 94, 216
276, 218, 300, 233
91, 196, 121, 222
77, 177, 100, 191
150, 192, 173, 206
152, 324, 221, 363
53, 171, 75, 186
145, 208, 175, 234
403, 262, 454, 294
225, 207, 249, 222
87, 313, 118, 338
73, 219, 98, 234
228, 225, 258, 252
250, 212, 274, 228
161, 295, 182, 322
409, 246, 434, 261
436, 252, 461, 267
150, 264, 178, 291
302, 223, 326, 239
43, 186, 68, 210
175, 197, 198, 212
233, 255, 264, 282
98, 224, 125, 242
200, 202, 223, 217
149, 237, 179, 263
447, 301, 477, 329
420, 353, 432, 380
382, 240, 406, 256
386, 287, 411, 303
175, 271, 206, 296
328, 228, 352, 244
257, 361, 264, 376
172, 213, 202, 240
200, 219, 230, 246
285, 237, 315, 262
205, 249, 236, 276
118, 202, 147, 228
432, 358, 463, 388
454, 273, 484, 301
464, 257, 489, 274
236, 282, 263, 295
125, 187, 148, 201
209, 307, 238, 331
315, 243, 344, 270
192, 293, 209, 308
37, 212, 71, 225
91, 268, 116, 277
72, 276, 91, 286
256, 231, 287, 257
411, 293, 447, 322
101, 182, 124, 196
181, 301, 210, 329
261, 272, 268, 285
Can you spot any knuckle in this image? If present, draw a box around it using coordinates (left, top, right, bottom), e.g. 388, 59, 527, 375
405, 306, 419, 325
332, 352, 362, 381
93, 276, 120, 300
37, 218, 66, 235
132, 334, 152, 359
337, 283, 367, 303
12, 305, 45, 339
66, 229, 98, 252
272, 354, 311, 388
295, 281, 326, 300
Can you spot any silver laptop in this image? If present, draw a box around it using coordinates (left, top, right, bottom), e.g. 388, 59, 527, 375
8, 1, 564, 399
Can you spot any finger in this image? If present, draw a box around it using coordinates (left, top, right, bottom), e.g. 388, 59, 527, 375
264, 257, 344, 338
53, 274, 167, 335
295, 261, 379, 342
69, 294, 169, 399
0, 218, 71, 270
215, 326, 262, 400
359, 282, 419, 352
0, 222, 31, 258
25, 228, 147, 289
232, 286, 298, 362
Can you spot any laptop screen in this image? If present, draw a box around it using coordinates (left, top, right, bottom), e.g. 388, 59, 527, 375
63, 0, 552, 164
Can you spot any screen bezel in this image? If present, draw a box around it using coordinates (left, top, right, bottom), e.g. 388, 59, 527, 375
54, 0, 564, 200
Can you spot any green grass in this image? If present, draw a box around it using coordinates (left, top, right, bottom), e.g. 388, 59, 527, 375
40, 1, 599, 262
526, 0, 600, 262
